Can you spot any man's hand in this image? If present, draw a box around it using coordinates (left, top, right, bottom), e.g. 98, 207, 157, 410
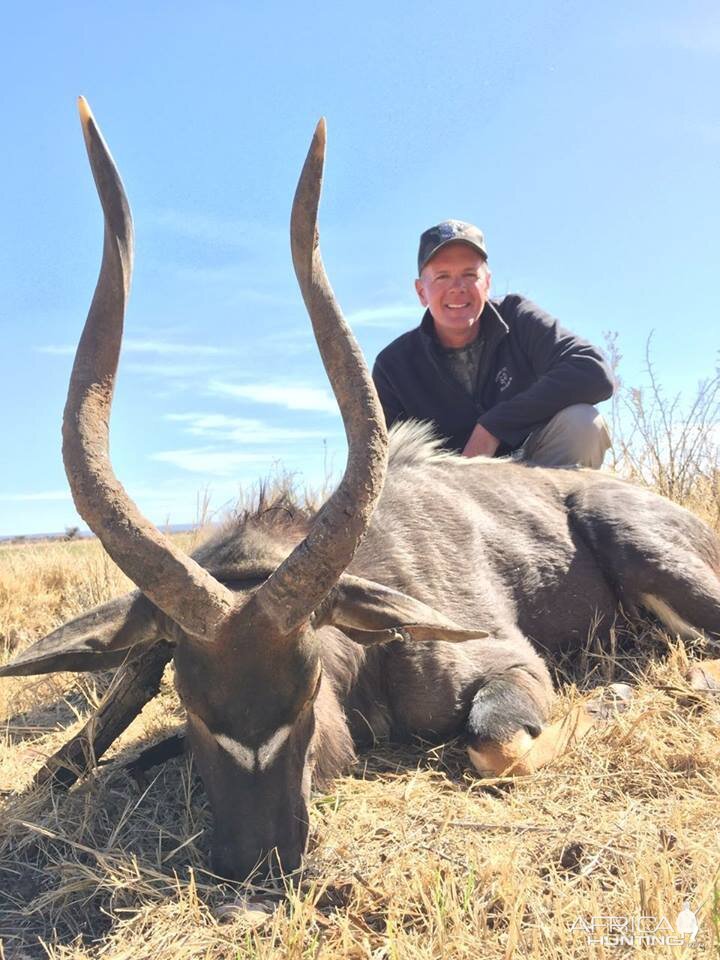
462, 423, 500, 459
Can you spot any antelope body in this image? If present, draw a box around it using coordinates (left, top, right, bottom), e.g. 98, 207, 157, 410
3, 101, 720, 882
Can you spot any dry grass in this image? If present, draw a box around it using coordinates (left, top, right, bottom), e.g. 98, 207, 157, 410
1, 526, 720, 957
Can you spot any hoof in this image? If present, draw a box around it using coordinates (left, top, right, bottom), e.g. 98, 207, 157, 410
687, 660, 720, 694
215, 896, 276, 926
467, 700, 601, 778
467, 727, 536, 778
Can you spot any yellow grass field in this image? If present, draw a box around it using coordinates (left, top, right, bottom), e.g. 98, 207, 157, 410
1, 521, 719, 958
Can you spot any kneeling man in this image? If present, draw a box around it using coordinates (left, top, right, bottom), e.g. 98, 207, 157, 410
372, 221, 613, 467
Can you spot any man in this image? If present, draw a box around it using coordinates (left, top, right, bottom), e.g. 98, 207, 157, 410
372, 220, 614, 467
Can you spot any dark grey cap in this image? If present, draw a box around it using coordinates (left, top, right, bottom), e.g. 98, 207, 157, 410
417, 220, 488, 275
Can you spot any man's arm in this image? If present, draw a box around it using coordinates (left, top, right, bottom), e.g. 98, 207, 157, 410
462, 423, 500, 458
477, 298, 614, 449
372, 358, 407, 430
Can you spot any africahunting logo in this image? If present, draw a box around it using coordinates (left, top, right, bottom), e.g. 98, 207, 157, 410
569, 902, 699, 947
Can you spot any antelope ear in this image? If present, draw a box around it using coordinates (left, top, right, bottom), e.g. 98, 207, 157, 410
317, 574, 489, 646
0, 592, 165, 677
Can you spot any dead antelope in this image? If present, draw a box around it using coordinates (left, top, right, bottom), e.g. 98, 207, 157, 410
2, 99, 720, 883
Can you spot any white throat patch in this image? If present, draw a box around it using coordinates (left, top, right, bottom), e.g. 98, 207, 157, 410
215, 725, 292, 773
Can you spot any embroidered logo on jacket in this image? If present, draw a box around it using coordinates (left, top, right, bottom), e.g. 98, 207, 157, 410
496, 367, 512, 391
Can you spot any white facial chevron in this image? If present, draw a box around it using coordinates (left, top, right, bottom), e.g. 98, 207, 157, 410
214, 733, 254, 771
215, 725, 292, 773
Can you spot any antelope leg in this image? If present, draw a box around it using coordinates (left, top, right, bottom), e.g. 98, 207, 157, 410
120, 733, 186, 789
32, 642, 172, 789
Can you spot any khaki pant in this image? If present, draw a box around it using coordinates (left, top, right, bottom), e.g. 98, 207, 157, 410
516, 404, 611, 469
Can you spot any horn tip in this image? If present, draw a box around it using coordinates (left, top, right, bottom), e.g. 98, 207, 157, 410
77, 95, 93, 127
314, 117, 327, 151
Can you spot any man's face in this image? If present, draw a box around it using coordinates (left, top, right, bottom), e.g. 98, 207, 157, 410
415, 243, 491, 346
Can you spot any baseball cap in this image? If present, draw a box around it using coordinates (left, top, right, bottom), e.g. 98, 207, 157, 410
417, 220, 488, 275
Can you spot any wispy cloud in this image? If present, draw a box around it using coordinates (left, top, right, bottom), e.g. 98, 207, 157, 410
150, 448, 280, 476
347, 303, 419, 328
165, 262, 295, 297
38, 338, 228, 357
159, 268, 301, 315
123, 339, 228, 355
167, 413, 334, 443
210, 380, 338, 414
146, 209, 285, 248
125, 361, 226, 379
658, 16, 720, 54
621, 11, 720, 55
260, 326, 315, 353
696, 120, 720, 145
0, 490, 70, 502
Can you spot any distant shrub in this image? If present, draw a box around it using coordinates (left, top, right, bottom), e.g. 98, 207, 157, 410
605, 332, 720, 529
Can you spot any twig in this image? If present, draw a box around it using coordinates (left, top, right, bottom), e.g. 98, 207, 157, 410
416, 843, 468, 868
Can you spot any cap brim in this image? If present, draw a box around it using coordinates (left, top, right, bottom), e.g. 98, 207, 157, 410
418, 238, 488, 275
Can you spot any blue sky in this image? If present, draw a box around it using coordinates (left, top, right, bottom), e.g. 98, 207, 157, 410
0, 1, 718, 536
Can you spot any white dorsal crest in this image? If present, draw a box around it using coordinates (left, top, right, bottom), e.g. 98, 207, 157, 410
215, 726, 292, 773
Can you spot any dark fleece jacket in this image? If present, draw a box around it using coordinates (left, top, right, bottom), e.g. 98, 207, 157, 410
372, 294, 614, 454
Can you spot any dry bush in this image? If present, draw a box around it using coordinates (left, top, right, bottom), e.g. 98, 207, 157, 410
2, 432, 720, 956
605, 331, 720, 530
